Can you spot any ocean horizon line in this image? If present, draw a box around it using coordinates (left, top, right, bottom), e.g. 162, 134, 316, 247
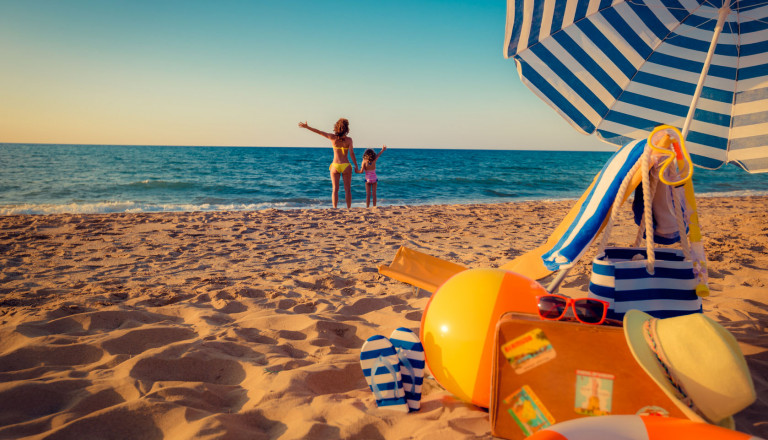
0, 142, 616, 153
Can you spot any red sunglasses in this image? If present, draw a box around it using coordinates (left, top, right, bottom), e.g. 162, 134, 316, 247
536, 294, 610, 325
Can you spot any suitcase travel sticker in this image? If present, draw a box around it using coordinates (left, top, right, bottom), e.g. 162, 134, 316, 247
504, 385, 555, 436
500, 328, 556, 374
573, 370, 614, 416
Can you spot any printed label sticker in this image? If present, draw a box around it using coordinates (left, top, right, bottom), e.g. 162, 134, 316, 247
500, 328, 556, 374
574, 369, 614, 416
504, 385, 555, 436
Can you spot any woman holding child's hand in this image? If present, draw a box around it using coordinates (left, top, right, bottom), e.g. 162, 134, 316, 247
298, 119, 358, 209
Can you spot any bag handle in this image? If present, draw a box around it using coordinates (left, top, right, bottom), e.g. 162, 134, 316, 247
597, 136, 691, 275
596, 148, 649, 269
641, 141, 656, 273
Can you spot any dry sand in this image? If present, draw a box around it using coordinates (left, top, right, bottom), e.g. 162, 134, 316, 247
0, 197, 766, 439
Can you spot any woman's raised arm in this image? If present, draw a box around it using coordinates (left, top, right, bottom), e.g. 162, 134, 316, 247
298, 121, 335, 140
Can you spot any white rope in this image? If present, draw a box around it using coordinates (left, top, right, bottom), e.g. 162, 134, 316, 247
642, 147, 656, 274
634, 170, 659, 247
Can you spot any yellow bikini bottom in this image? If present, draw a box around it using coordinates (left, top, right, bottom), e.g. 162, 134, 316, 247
329, 163, 351, 173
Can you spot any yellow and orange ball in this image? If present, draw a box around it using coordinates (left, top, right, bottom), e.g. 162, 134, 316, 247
420, 268, 546, 408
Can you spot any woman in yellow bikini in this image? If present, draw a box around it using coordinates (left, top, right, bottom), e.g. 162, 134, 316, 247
298, 118, 358, 208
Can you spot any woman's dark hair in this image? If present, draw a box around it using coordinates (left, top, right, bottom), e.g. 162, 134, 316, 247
334, 118, 350, 138
364, 149, 376, 162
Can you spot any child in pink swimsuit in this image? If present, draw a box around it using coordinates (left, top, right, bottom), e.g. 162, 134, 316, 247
357, 146, 386, 208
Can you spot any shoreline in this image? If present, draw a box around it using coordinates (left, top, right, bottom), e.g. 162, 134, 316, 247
2, 191, 768, 217
1, 196, 766, 438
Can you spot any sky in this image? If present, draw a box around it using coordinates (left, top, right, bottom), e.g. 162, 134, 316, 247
0, 0, 609, 151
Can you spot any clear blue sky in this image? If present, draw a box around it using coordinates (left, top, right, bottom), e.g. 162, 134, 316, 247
0, 0, 608, 150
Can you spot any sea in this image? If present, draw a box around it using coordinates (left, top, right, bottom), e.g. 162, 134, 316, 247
1, 143, 767, 215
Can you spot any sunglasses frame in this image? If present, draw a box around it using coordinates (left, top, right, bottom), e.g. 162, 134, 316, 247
536, 294, 610, 325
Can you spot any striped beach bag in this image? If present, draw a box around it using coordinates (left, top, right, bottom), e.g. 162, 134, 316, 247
589, 247, 701, 320
587, 144, 702, 321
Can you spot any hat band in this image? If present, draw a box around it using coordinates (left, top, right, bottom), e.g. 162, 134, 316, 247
642, 319, 700, 414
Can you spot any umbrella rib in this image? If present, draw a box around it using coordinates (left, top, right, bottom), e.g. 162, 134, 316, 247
734, 0, 768, 8
621, 0, 768, 41
625, 0, 690, 11
665, 4, 731, 43
621, 0, 716, 43
736, 11, 768, 24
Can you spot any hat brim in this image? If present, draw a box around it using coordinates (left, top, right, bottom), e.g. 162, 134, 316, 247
623, 310, 707, 424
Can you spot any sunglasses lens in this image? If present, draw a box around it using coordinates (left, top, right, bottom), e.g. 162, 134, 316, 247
538, 296, 567, 319
573, 299, 605, 324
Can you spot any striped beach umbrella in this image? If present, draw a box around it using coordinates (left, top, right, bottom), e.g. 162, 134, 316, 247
504, 0, 768, 174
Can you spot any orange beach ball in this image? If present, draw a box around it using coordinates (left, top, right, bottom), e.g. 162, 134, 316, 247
420, 268, 545, 408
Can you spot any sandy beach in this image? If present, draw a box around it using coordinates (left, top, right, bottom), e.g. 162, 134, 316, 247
0, 197, 766, 439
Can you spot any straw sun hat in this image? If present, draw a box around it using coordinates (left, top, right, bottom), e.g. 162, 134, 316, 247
623, 310, 756, 429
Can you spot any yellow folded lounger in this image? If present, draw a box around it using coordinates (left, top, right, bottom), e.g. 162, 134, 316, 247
377, 246, 467, 293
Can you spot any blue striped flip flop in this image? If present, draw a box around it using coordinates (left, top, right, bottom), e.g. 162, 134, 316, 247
389, 327, 424, 412
360, 335, 408, 412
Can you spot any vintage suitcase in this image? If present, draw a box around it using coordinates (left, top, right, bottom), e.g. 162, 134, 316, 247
490, 312, 687, 439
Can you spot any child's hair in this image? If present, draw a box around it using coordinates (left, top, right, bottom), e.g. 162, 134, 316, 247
363, 149, 376, 162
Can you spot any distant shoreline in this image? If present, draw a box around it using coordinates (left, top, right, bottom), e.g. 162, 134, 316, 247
3, 193, 768, 217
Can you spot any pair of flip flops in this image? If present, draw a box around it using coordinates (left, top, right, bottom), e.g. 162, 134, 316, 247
359, 327, 425, 412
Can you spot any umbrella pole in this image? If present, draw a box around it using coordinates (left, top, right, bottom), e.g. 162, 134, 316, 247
675, 6, 729, 298
680, 5, 730, 140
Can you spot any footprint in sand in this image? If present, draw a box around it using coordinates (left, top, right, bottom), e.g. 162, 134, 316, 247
308, 320, 362, 349
130, 351, 246, 386
200, 340, 268, 364
270, 343, 308, 361
211, 297, 248, 314
0, 343, 105, 372
302, 363, 364, 395
277, 299, 297, 310
232, 327, 278, 345
292, 301, 317, 314
0, 379, 100, 426
17, 310, 178, 336
276, 329, 306, 341
143, 383, 243, 414
101, 326, 198, 356
336, 297, 397, 315
17, 400, 167, 439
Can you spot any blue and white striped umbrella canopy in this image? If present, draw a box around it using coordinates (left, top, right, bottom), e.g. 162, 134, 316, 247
505, 0, 768, 173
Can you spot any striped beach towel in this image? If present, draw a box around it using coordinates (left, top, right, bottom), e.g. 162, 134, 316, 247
541, 139, 645, 271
